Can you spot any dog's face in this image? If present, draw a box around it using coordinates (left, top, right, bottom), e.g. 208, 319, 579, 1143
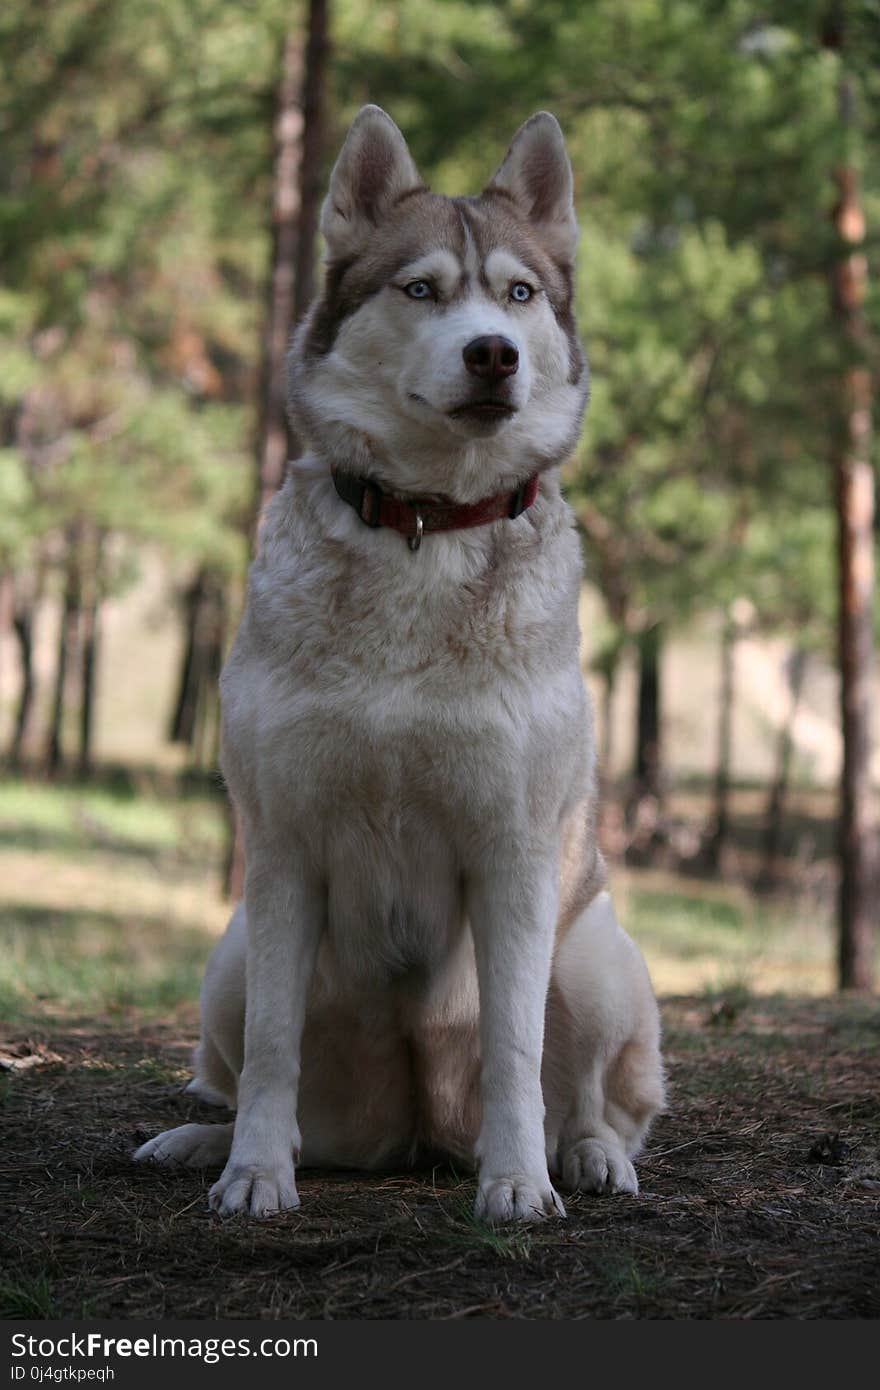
289, 107, 588, 501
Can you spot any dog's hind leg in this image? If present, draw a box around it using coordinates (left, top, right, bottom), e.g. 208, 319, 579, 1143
185, 1036, 237, 1109
185, 903, 246, 1106
134, 1122, 233, 1169
134, 907, 245, 1169
543, 892, 665, 1196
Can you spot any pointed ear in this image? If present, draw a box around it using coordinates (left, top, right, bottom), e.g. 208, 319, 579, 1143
485, 112, 578, 263
320, 106, 425, 258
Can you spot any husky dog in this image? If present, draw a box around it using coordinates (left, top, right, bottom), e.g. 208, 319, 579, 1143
135, 107, 665, 1223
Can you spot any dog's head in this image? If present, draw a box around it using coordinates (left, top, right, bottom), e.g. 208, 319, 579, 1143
289, 106, 588, 501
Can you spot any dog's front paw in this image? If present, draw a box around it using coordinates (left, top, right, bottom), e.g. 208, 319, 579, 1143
208, 1159, 300, 1218
474, 1174, 566, 1224
560, 1137, 638, 1195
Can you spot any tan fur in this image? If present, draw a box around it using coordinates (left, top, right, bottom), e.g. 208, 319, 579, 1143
134, 107, 665, 1223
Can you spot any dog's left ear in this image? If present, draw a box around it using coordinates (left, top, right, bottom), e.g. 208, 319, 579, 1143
485, 113, 578, 264
321, 105, 425, 258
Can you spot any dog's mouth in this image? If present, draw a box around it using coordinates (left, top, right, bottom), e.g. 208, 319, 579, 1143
448, 399, 517, 422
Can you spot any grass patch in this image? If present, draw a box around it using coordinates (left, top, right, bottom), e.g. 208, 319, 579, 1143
0, 778, 225, 864
601, 1253, 661, 1301
0, 776, 870, 1025
0, 1272, 57, 1319
0, 903, 212, 1026
0, 780, 230, 1026
439, 1189, 536, 1260
619, 872, 854, 995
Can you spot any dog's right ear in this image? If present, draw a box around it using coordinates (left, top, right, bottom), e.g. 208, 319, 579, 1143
320, 106, 425, 259
485, 113, 578, 265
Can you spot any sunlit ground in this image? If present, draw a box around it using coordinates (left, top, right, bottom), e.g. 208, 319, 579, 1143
0, 777, 867, 1029
619, 872, 841, 996
0, 779, 228, 1027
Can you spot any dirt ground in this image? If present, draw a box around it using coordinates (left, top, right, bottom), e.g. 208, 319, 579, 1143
2, 994, 879, 1321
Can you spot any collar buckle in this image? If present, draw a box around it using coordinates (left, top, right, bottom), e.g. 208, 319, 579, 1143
408, 510, 424, 553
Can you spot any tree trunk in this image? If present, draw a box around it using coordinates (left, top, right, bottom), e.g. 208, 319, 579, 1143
7, 558, 48, 769
626, 623, 664, 855
169, 576, 203, 747
170, 570, 212, 747
293, 0, 330, 326
823, 8, 876, 991
634, 623, 662, 805
0, 573, 9, 707
194, 580, 225, 771
47, 537, 81, 778
77, 595, 99, 779
226, 7, 331, 900
253, 31, 305, 531
706, 609, 737, 871
77, 532, 104, 780
169, 568, 226, 765
10, 604, 36, 770
759, 645, 808, 890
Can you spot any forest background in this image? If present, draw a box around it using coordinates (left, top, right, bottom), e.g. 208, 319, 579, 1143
1, 0, 880, 1325
1, 0, 878, 1015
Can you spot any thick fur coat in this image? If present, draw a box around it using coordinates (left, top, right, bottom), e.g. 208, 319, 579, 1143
135, 107, 665, 1223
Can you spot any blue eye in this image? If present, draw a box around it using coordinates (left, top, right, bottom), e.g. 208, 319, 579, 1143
405, 280, 433, 300
510, 282, 533, 303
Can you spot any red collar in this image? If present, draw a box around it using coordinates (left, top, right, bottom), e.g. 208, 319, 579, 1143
331, 467, 539, 552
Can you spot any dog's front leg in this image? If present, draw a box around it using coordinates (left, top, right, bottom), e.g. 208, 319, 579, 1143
468, 849, 565, 1224
209, 847, 322, 1218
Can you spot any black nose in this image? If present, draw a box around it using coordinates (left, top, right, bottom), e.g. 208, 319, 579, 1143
462, 335, 519, 381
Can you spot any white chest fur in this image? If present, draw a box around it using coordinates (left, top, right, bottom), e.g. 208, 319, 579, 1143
219, 465, 590, 985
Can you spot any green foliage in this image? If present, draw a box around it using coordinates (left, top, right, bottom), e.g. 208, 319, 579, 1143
1, 0, 877, 674
0, 0, 274, 590
331, 0, 877, 658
